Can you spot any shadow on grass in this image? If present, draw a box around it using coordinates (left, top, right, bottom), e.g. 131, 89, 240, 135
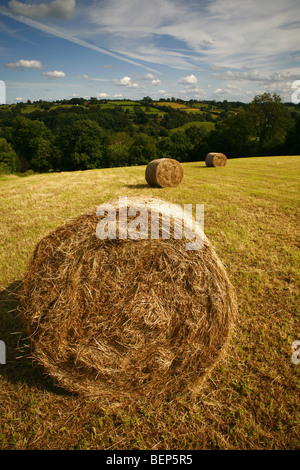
124, 184, 151, 189
0, 281, 69, 396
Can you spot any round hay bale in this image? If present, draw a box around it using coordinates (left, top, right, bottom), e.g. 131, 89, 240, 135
20, 196, 237, 400
205, 152, 227, 167
145, 158, 184, 188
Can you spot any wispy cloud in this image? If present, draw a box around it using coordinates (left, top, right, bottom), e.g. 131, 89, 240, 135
87, 0, 300, 71
0, 8, 161, 73
7, 0, 76, 20
78, 74, 108, 82
110, 44, 197, 70
209, 69, 300, 82
88, 0, 186, 40
5, 0, 299, 74
1, 0, 299, 102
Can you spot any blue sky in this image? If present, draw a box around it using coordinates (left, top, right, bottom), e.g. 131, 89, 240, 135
0, 0, 299, 104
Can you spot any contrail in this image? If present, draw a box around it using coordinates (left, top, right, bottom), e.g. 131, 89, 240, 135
0, 9, 161, 74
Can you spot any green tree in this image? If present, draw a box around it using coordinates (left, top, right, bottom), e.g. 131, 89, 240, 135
209, 93, 293, 157
57, 119, 107, 170
169, 131, 191, 162
283, 115, 300, 154
128, 133, 157, 166
185, 125, 208, 161
0, 137, 20, 173
106, 132, 133, 167
212, 110, 256, 157
156, 136, 172, 158
29, 137, 53, 172
247, 93, 293, 153
11, 116, 53, 164
185, 125, 208, 147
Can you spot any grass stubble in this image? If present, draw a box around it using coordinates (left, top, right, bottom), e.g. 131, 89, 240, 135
0, 155, 299, 450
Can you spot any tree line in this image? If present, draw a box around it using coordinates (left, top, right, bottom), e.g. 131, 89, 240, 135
0, 93, 299, 174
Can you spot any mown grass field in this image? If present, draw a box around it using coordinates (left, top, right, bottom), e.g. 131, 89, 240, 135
154, 101, 203, 114
169, 121, 216, 133
0, 155, 299, 450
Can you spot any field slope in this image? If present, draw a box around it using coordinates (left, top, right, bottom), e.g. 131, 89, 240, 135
0, 155, 299, 450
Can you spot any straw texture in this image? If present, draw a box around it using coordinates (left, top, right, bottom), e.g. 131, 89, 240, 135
145, 158, 184, 187
205, 153, 227, 167
20, 196, 237, 401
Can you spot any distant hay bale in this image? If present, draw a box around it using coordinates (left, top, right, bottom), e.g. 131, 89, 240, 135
145, 158, 184, 187
20, 196, 237, 401
205, 152, 227, 167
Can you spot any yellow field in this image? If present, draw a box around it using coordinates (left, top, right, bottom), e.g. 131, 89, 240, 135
0, 155, 299, 449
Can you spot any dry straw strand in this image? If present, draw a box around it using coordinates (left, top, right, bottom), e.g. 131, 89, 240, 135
20, 196, 237, 401
205, 152, 227, 167
145, 158, 184, 187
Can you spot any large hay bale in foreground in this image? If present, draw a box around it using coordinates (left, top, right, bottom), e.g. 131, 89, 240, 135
20, 196, 237, 400
145, 158, 184, 187
205, 152, 227, 167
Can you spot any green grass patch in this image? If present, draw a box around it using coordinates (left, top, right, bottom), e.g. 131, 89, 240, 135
169, 121, 216, 133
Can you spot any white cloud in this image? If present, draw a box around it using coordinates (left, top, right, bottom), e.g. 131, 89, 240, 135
78, 74, 90, 79
15, 97, 23, 101
5, 59, 43, 69
96, 92, 109, 98
178, 86, 207, 99
114, 76, 139, 87
142, 74, 162, 85
7, 0, 76, 20
42, 70, 66, 79
179, 74, 197, 85
119, 76, 131, 86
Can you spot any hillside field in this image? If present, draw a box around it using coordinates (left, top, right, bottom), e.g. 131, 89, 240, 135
0, 155, 299, 450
